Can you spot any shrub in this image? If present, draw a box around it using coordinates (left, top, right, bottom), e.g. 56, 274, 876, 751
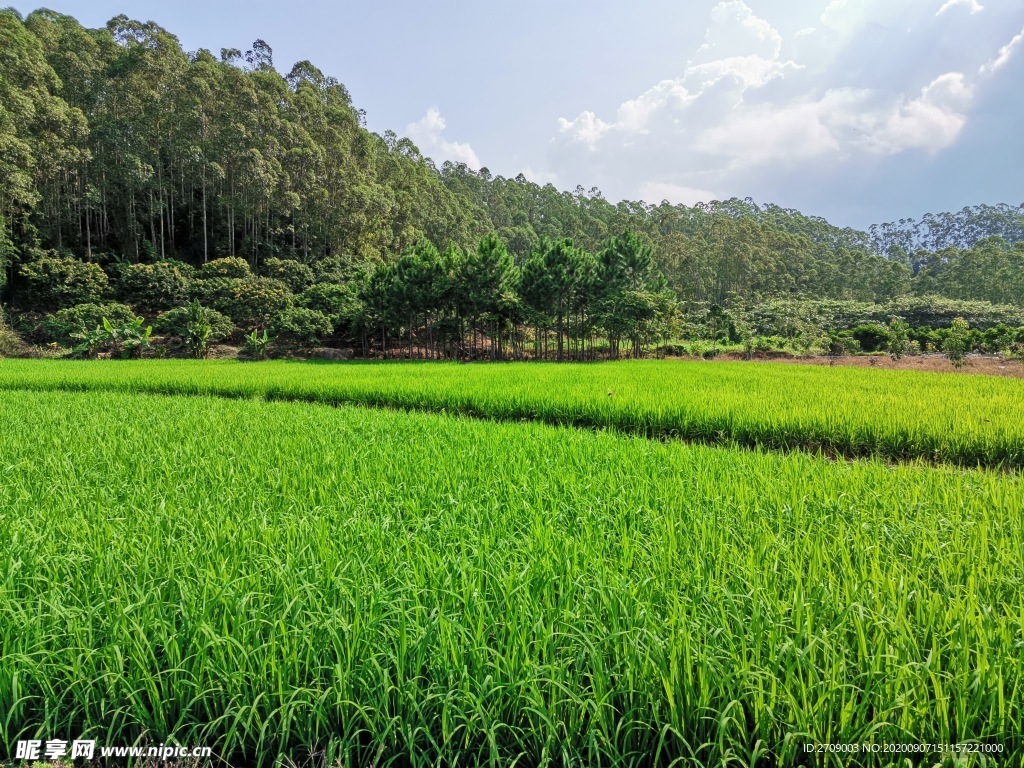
887, 317, 911, 360
199, 257, 251, 279
18, 256, 109, 309
827, 334, 861, 356
228, 278, 294, 330
850, 323, 891, 353
261, 257, 314, 292
48, 302, 139, 344
154, 301, 235, 358
0, 313, 24, 357
298, 283, 364, 332
116, 261, 195, 310
794, 321, 828, 357
192, 277, 294, 331
980, 324, 1016, 354
944, 317, 971, 369
270, 307, 334, 346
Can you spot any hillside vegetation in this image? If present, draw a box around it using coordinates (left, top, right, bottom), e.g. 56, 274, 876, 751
2, 9, 1024, 362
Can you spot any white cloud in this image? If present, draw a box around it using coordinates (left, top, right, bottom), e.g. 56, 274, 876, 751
557, 1, 798, 152
637, 182, 718, 206
544, 0, 1007, 208
937, 0, 983, 16
866, 73, 973, 154
521, 167, 559, 186
821, 0, 866, 34
405, 107, 481, 169
979, 27, 1024, 76
694, 73, 972, 164
700, 0, 783, 60
556, 111, 613, 150
694, 90, 856, 165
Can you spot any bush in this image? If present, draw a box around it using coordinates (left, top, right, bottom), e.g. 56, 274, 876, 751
298, 283, 364, 333
270, 307, 334, 346
199, 257, 251, 279
18, 256, 109, 309
980, 324, 1016, 354
154, 301, 235, 358
0, 314, 24, 357
850, 323, 891, 353
261, 257, 314, 293
116, 261, 195, 310
48, 302, 139, 344
887, 317, 911, 360
193, 277, 294, 331
944, 317, 971, 369
827, 334, 861, 356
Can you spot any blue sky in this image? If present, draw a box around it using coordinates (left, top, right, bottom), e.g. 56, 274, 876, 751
15, 0, 1024, 229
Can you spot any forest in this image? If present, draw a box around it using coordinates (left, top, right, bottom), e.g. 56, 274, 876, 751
2, 8, 1024, 360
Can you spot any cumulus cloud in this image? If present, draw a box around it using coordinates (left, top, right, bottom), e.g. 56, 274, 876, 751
557, 1, 799, 155
405, 107, 481, 169
545, 0, 1013, 205
937, 0, 983, 16
866, 73, 973, 154
692, 73, 971, 165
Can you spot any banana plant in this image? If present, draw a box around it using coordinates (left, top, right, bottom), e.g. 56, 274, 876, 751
69, 326, 107, 359
185, 318, 213, 358
244, 329, 272, 361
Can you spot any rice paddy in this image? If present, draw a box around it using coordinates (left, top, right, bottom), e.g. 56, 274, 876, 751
1, 358, 1023, 468
0, 367, 1022, 766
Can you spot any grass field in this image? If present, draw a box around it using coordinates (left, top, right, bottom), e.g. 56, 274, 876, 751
1, 375, 1021, 766
1, 358, 1023, 468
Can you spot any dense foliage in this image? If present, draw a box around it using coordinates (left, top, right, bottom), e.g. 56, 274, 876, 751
2, 8, 1023, 360
1, 386, 1020, 766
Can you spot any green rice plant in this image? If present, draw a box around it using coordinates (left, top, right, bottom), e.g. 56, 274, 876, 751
0, 358, 1022, 468
0, 389, 1021, 766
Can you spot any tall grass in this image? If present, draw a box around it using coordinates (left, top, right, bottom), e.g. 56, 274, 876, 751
0, 359, 1021, 469
0, 389, 1020, 766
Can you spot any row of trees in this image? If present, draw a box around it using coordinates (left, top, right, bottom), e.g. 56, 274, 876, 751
868, 204, 1024, 256
358, 231, 672, 361
12, 230, 675, 361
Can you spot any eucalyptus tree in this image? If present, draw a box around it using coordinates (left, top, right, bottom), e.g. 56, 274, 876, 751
0, 9, 87, 292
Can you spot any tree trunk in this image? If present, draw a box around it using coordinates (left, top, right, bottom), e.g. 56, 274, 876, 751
202, 170, 209, 263
556, 306, 564, 362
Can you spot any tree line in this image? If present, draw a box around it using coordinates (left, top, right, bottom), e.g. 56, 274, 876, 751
2, 8, 1023, 360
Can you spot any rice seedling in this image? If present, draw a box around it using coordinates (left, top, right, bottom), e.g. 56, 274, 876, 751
0, 358, 1021, 469
0, 388, 1020, 766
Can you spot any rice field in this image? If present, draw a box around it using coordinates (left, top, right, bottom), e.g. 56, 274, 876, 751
1, 381, 1022, 767
1, 358, 1023, 468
